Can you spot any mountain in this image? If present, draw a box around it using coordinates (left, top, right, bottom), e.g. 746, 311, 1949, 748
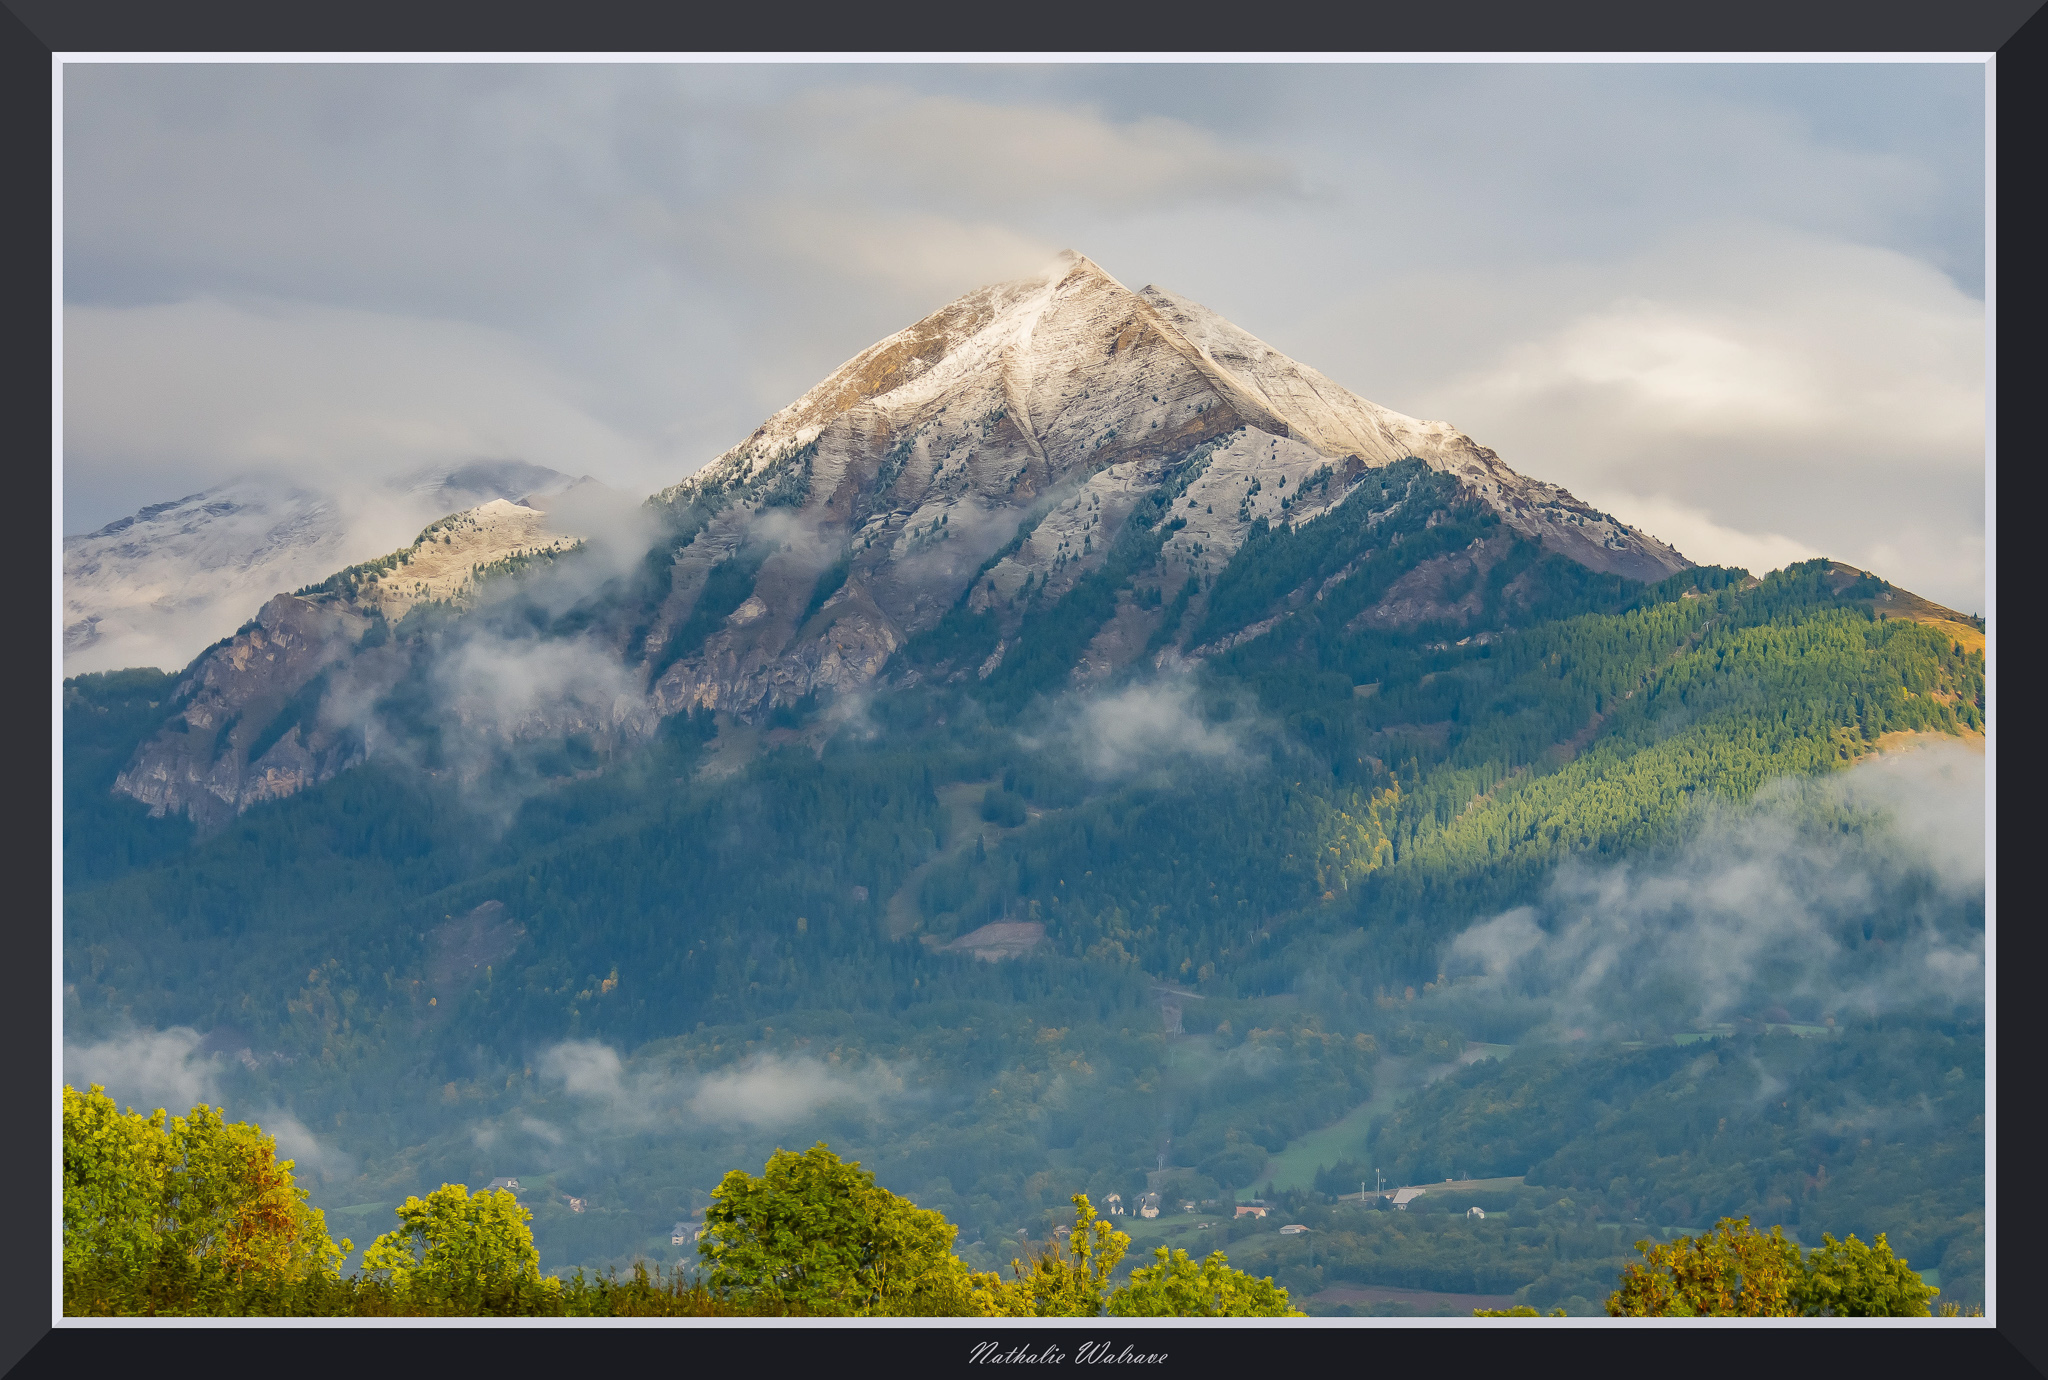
105, 484, 601, 829
100, 253, 1703, 825
63, 459, 581, 678
62, 253, 1985, 1308
638, 251, 1686, 721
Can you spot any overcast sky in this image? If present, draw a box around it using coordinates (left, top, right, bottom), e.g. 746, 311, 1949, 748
61, 61, 1988, 612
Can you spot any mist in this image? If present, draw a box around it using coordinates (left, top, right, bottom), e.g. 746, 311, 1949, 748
61, 1025, 354, 1182
1433, 739, 1985, 1041
1031, 678, 1259, 780
534, 1041, 913, 1138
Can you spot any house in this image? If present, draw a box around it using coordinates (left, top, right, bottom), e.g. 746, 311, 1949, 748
1104, 1193, 1124, 1216
565, 1196, 586, 1214
1279, 1224, 1308, 1235
671, 1221, 692, 1245
1138, 1193, 1162, 1219
1179, 1200, 1197, 1213
1053, 1225, 1072, 1246
1467, 1207, 1486, 1220
1233, 1204, 1268, 1219
1391, 1187, 1427, 1210
484, 1177, 519, 1194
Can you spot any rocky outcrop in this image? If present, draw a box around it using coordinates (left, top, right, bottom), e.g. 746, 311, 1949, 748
113, 592, 384, 829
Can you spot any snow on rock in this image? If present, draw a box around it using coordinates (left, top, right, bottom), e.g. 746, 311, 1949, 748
640, 250, 1689, 719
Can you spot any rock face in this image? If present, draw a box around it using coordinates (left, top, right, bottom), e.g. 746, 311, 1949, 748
64, 461, 579, 677
112, 591, 383, 830
639, 251, 1688, 718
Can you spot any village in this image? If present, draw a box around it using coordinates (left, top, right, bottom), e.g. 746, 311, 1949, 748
456, 1168, 1509, 1271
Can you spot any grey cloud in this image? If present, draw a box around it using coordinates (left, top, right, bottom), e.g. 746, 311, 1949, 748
768, 87, 1300, 212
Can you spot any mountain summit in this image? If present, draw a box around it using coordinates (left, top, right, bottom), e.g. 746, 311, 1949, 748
106, 252, 1716, 824
638, 251, 1686, 718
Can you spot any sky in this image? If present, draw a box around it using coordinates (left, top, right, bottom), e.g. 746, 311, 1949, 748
61, 61, 1989, 613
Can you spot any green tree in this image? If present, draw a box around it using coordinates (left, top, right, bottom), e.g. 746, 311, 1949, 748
361, 1183, 548, 1294
62, 1083, 346, 1287
1606, 1217, 1801, 1316
1797, 1231, 1938, 1317
998, 1194, 1130, 1316
1108, 1244, 1301, 1317
698, 1143, 994, 1316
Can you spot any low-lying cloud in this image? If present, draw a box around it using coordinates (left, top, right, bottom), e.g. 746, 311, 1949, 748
1440, 739, 1985, 1037
536, 1041, 910, 1136
62, 1026, 352, 1179
64, 1026, 220, 1115
1039, 679, 1252, 780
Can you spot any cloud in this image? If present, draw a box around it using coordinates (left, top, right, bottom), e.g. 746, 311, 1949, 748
63, 296, 671, 522
1446, 234, 1981, 456
1577, 491, 1823, 577
1440, 740, 1986, 1035
773, 88, 1299, 213
61, 1028, 351, 1178
433, 632, 650, 746
252, 1107, 356, 1183
1402, 226, 1986, 610
730, 206, 1058, 302
536, 1041, 909, 1135
1830, 737, 1986, 894
688, 1054, 907, 1129
64, 1027, 220, 1115
1039, 680, 1250, 779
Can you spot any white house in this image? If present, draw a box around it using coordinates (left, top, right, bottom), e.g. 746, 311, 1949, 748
1104, 1193, 1124, 1216
484, 1177, 519, 1194
1138, 1193, 1162, 1219
1391, 1187, 1427, 1210
1467, 1207, 1486, 1220
672, 1221, 692, 1245
1279, 1224, 1309, 1235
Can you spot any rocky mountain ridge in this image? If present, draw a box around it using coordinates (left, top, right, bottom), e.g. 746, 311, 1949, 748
64, 460, 580, 677
105, 484, 596, 828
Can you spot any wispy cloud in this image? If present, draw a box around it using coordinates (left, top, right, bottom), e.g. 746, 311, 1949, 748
1035, 679, 1252, 780
63, 1026, 220, 1115
535, 1041, 911, 1136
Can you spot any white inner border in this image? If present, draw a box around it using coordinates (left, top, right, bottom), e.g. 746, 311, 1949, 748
49, 49, 1997, 1333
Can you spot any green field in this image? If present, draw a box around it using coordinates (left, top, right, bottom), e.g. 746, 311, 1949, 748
1250, 1045, 1515, 1197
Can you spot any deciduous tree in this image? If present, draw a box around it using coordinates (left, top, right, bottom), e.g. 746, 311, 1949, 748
361, 1183, 546, 1294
